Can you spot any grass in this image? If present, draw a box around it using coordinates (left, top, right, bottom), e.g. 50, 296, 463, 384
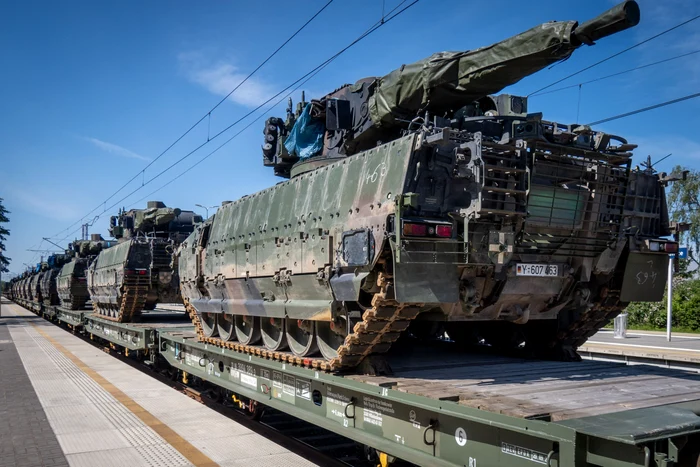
602, 324, 700, 334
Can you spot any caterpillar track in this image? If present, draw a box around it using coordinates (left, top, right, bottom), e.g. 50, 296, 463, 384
557, 289, 625, 351
93, 275, 149, 323
186, 277, 422, 372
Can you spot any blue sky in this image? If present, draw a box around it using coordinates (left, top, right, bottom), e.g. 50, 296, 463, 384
2, 0, 699, 275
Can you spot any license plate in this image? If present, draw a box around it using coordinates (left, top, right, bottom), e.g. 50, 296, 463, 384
516, 263, 558, 277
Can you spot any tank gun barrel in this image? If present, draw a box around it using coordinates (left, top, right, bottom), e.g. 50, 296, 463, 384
369, 1, 640, 127
573, 0, 640, 45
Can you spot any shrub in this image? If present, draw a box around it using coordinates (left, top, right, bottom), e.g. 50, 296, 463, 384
624, 278, 700, 331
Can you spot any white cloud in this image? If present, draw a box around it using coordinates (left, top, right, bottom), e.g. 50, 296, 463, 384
5, 187, 82, 222
84, 137, 150, 162
178, 51, 275, 108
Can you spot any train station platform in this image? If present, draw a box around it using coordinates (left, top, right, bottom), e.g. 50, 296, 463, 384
0, 299, 317, 467
581, 328, 700, 372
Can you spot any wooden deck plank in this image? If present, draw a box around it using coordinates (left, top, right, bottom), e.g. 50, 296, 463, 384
351, 343, 700, 421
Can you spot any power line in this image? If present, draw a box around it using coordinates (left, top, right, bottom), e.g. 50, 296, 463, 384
528, 13, 700, 97
531, 48, 700, 97
126, 0, 420, 211
587, 91, 700, 126
47, 1, 334, 242
127, 43, 340, 210
52, 0, 419, 245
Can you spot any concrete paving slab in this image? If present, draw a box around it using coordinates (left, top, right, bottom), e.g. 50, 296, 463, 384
1, 299, 318, 467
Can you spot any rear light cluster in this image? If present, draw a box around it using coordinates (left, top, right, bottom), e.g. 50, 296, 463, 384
402, 222, 453, 238
125, 269, 148, 275
648, 240, 678, 253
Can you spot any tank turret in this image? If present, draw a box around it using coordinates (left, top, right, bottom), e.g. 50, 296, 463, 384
264, 1, 640, 178
109, 201, 202, 242
89, 202, 202, 322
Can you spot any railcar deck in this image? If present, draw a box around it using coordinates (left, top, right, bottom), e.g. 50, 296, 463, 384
160, 330, 700, 466
346, 340, 700, 422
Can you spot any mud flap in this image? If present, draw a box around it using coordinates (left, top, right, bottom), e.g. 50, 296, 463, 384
620, 252, 669, 302
330, 272, 370, 301
394, 262, 459, 303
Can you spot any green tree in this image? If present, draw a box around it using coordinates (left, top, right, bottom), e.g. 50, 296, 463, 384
0, 198, 10, 273
667, 165, 700, 255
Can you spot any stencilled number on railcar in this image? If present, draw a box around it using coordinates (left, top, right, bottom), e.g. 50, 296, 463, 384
365, 161, 388, 185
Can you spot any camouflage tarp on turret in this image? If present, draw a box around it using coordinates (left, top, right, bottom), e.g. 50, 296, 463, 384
369, 1, 639, 127
133, 207, 180, 232
78, 240, 111, 257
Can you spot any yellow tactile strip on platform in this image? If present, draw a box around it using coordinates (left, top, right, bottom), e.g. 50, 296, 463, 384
32, 325, 219, 467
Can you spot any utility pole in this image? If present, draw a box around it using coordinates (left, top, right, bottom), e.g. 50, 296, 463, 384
667, 258, 673, 341
667, 221, 691, 342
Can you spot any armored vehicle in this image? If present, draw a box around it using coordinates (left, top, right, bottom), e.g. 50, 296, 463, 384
7, 277, 16, 300
57, 235, 116, 310
88, 201, 201, 321
21, 273, 30, 300
28, 265, 42, 304
38, 254, 71, 307
17, 273, 28, 300
179, 2, 670, 370
13, 275, 21, 300
21, 272, 31, 300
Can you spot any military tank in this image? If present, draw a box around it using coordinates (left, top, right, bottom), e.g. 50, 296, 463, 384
20, 272, 30, 301
17, 272, 28, 300
8, 277, 18, 300
28, 264, 42, 304
38, 254, 71, 307
178, 1, 671, 370
87, 201, 202, 321
19, 272, 27, 301
13, 275, 21, 300
57, 235, 116, 310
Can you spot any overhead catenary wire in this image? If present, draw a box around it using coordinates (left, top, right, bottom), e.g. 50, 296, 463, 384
52, 0, 419, 244
127, 37, 347, 211
47, 1, 334, 242
531, 48, 700, 97
104, 0, 419, 217
586, 91, 700, 126
527, 13, 700, 97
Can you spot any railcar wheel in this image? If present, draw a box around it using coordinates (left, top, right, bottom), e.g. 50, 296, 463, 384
234, 315, 262, 345
316, 319, 354, 360
286, 319, 318, 357
218, 313, 236, 341
200, 312, 218, 337
261, 317, 288, 351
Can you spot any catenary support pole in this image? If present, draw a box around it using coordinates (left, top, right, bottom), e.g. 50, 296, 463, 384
667, 257, 673, 341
